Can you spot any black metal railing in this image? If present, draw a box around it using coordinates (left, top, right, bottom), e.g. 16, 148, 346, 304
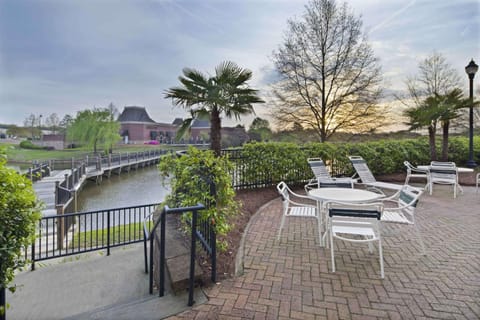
29, 203, 161, 270
143, 203, 215, 307
25, 161, 51, 182
221, 148, 352, 190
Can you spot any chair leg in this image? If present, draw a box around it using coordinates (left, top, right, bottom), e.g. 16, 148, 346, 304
330, 227, 335, 273
378, 237, 384, 279
317, 216, 322, 246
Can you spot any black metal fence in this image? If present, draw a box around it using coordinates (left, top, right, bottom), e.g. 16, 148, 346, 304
221, 148, 351, 189
143, 203, 215, 307
24, 161, 51, 182
29, 203, 161, 270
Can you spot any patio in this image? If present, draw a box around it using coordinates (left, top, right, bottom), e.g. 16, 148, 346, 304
170, 185, 480, 319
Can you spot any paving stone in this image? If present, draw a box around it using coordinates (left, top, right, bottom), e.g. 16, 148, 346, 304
169, 186, 480, 320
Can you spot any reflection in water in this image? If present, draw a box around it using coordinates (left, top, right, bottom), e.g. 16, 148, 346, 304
77, 166, 170, 212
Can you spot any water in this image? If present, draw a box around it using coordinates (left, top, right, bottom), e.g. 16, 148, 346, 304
77, 166, 170, 212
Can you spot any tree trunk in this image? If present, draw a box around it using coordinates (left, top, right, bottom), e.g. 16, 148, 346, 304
428, 125, 437, 161
210, 108, 222, 157
441, 121, 450, 161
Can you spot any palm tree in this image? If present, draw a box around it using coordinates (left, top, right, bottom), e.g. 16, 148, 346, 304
165, 61, 264, 156
404, 96, 443, 161
404, 89, 474, 161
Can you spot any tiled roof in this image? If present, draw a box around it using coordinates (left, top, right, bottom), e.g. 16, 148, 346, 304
191, 118, 210, 128
118, 106, 155, 123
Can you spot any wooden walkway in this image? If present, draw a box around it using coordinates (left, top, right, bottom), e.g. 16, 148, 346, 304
32, 150, 167, 216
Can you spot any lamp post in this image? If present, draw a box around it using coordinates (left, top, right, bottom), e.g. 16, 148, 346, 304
465, 59, 478, 168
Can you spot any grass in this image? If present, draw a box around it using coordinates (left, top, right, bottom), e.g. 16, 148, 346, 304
68, 221, 153, 250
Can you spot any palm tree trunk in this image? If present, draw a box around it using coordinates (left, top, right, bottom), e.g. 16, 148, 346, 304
441, 121, 450, 161
210, 108, 222, 157
428, 125, 437, 161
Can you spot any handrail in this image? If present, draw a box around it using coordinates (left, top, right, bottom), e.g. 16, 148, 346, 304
143, 203, 214, 307
29, 202, 161, 270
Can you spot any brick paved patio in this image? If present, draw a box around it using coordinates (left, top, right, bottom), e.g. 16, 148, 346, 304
169, 186, 480, 320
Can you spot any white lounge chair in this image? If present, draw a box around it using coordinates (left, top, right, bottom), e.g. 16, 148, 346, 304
348, 155, 403, 194
304, 158, 354, 192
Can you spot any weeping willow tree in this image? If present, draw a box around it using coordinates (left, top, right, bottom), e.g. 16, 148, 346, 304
67, 107, 121, 154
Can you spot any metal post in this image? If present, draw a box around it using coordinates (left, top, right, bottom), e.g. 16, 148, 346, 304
188, 209, 198, 306
159, 208, 166, 297
1, 286, 5, 320
107, 210, 111, 256
466, 59, 478, 168
467, 74, 477, 167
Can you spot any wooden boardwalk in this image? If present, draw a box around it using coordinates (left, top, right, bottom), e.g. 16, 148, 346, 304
32, 150, 167, 216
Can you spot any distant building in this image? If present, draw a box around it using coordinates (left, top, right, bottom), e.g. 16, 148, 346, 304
117, 106, 246, 147
36, 134, 66, 150
118, 106, 178, 144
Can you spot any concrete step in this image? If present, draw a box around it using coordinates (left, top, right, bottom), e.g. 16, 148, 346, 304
64, 289, 207, 320
165, 215, 203, 294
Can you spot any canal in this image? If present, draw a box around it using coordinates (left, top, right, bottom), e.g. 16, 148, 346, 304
77, 166, 170, 212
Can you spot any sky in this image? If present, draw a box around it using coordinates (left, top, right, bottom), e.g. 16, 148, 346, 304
0, 0, 479, 129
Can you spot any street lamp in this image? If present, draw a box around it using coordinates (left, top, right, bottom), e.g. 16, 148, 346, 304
465, 59, 478, 168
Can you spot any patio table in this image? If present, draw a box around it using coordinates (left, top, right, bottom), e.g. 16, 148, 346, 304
308, 188, 384, 246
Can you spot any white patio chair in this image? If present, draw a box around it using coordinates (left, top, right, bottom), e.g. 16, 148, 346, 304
304, 158, 354, 192
277, 181, 321, 244
348, 155, 403, 194
326, 201, 384, 278
428, 164, 458, 198
404, 161, 429, 189
381, 185, 426, 255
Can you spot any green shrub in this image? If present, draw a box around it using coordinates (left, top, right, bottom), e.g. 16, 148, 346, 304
0, 149, 42, 315
158, 146, 240, 250
230, 136, 479, 187
19, 140, 46, 150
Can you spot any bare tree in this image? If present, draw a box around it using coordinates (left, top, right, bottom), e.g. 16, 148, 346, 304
44, 113, 60, 134
401, 52, 462, 160
269, 0, 386, 142
23, 114, 39, 139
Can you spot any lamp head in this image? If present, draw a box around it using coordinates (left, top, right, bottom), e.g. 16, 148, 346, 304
465, 59, 478, 77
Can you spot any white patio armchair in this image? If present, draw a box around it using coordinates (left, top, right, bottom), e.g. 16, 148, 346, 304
404, 161, 429, 189
277, 181, 321, 244
381, 185, 426, 255
304, 158, 354, 192
326, 201, 385, 278
428, 163, 458, 198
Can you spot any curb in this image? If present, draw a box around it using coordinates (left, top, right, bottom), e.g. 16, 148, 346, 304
234, 196, 281, 277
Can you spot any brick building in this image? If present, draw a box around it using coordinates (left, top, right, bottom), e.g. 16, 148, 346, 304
118, 106, 179, 144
